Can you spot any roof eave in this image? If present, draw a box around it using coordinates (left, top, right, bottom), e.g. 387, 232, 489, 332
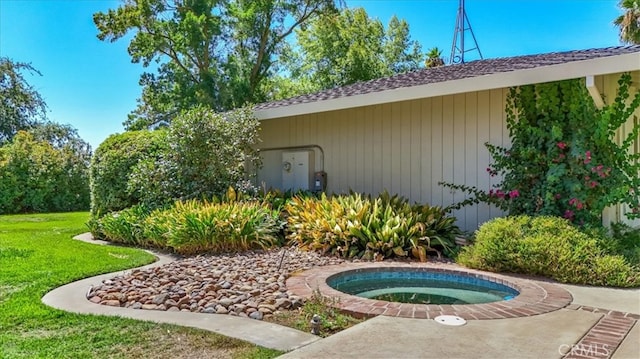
255, 51, 640, 120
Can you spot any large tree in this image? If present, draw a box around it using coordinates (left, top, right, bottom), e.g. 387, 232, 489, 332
275, 7, 423, 96
615, 0, 640, 44
94, 0, 338, 130
0, 58, 47, 144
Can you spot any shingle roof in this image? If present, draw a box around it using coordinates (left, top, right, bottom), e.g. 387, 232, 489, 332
255, 45, 640, 111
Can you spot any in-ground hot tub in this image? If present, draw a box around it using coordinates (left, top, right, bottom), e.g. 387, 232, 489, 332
285, 262, 573, 319
327, 268, 519, 305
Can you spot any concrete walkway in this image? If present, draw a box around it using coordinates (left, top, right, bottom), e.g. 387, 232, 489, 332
45, 233, 639, 358
41, 234, 319, 352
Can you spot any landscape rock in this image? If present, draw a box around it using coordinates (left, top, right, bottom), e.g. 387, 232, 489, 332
89, 248, 345, 319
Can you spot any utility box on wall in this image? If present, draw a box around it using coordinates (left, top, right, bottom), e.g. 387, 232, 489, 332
282, 151, 314, 191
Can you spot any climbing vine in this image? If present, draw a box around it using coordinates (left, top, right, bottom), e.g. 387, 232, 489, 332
441, 74, 640, 227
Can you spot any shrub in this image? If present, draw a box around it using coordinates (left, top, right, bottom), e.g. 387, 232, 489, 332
0, 131, 90, 214
95, 205, 151, 246
94, 198, 283, 255
457, 216, 640, 287
89, 130, 168, 217
127, 106, 262, 208
285, 191, 460, 261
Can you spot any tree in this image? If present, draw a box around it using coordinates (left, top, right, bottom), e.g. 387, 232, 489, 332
0, 58, 47, 144
425, 47, 445, 68
94, 0, 338, 130
281, 7, 423, 94
615, 0, 640, 44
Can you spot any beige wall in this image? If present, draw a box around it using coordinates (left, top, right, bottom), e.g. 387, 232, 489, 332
257, 72, 640, 231
257, 88, 510, 232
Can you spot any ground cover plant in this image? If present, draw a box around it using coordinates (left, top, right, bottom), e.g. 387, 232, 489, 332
91, 196, 283, 255
285, 191, 460, 261
267, 289, 363, 337
0, 212, 282, 358
457, 216, 640, 287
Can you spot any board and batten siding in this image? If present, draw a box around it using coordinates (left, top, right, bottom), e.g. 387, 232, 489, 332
257, 72, 640, 231
257, 89, 510, 232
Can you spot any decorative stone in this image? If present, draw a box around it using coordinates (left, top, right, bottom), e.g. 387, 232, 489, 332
93, 247, 346, 319
103, 300, 121, 307
249, 311, 264, 320
151, 293, 169, 305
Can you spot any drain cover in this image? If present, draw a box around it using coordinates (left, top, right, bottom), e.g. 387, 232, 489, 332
434, 315, 467, 326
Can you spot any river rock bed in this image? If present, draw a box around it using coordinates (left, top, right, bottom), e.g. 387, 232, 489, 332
87, 248, 346, 320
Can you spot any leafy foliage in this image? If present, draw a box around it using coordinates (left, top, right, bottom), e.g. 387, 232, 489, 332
0, 58, 47, 144
92, 198, 282, 255
89, 129, 169, 217
457, 216, 640, 287
615, 0, 640, 44
273, 289, 362, 337
0, 131, 90, 213
285, 191, 460, 261
425, 47, 445, 68
94, 0, 338, 130
442, 75, 640, 227
275, 7, 423, 97
128, 106, 262, 208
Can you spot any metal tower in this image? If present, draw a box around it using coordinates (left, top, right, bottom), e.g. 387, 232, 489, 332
449, 0, 483, 64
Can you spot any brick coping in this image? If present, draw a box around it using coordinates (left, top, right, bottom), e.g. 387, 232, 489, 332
286, 261, 573, 320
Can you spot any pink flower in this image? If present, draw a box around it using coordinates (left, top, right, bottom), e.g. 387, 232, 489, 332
557, 142, 567, 150
564, 210, 574, 219
569, 198, 577, 206
509, 190, 520, 198
584, 150, 592, 164
496, 190, 505, 199
555, 194, 561, 200
589, 181, 598, 188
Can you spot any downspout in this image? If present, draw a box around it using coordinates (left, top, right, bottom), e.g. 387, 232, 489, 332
585, 76, 604, 109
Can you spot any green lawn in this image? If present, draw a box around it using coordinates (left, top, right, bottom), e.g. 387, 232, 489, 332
0, 212, 282, 359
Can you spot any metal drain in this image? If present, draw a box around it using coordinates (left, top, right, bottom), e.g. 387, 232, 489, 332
434, 315, 467, 326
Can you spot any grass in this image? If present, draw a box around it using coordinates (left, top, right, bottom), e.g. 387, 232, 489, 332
0, 212, 282, 359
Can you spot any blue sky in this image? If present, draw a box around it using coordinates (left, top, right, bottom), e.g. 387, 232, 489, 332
0, 0, 625, 149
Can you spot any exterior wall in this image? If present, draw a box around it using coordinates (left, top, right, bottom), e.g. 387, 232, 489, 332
258, 72, 640, 231
257, 89, 510, 232
600, 71, 640, 228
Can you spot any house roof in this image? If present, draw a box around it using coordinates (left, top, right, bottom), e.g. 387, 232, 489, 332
254, 45, 640, 120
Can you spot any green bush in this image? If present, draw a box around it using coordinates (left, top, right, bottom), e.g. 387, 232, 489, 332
285, 191, 460, 260
0, 131, 90, 214
89, 130, 168, 217
93, 198, 282, 255
457, 216, 640, 287
95, 205, 151, 246
127, 106, 262, 208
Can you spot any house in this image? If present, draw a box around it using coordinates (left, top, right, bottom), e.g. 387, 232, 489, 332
253, 46, 640, 232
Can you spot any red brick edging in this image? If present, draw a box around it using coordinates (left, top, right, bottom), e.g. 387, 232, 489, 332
562, 314, 636, 359
286, 261, 573, 320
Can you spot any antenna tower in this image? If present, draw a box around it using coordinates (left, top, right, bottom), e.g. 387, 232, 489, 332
449, 0, 483, 64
